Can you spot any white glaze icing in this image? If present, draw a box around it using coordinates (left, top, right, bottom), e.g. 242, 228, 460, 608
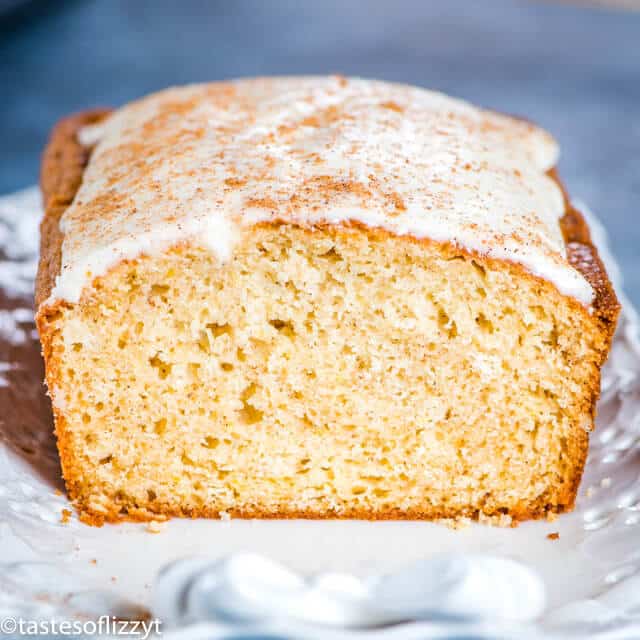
75, 122, 105, 148
42, 77, 593, 306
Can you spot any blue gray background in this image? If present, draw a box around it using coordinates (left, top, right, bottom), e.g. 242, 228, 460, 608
1, 0, 638, 304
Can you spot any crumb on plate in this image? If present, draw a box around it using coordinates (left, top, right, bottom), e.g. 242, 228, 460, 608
146, 520, 166, 533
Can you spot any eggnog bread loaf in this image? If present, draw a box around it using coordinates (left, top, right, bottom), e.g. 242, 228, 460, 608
36, 77, 619, 525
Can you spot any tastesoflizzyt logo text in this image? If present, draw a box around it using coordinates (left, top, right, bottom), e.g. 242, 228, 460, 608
0, 615, 161, 638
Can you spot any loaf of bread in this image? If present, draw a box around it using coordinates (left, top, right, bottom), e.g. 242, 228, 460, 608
36, 77, 619, 525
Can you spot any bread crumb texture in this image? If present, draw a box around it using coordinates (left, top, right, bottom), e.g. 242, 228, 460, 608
38, 224, 612, 525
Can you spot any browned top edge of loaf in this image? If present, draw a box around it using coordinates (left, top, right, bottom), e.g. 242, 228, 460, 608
35, 108, 621, 346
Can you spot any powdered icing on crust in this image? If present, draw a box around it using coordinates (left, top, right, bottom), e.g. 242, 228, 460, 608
45, 76, 594, 306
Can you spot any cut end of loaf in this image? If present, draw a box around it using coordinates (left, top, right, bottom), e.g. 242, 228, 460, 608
38, 223, 610, 525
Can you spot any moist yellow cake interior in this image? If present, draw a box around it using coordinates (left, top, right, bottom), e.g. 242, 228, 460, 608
44, 224, 604, 522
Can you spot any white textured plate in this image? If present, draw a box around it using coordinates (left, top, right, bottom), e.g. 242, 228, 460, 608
0, 187, 639, 639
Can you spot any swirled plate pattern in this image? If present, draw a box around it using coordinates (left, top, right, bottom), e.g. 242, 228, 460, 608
0, 187, 638, 639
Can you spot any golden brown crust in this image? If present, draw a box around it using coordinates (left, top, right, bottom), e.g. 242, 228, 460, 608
36, 109, 619, 526
554, 172, 620, 336
77, 495, 577, 528
36, 110, 110, 308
